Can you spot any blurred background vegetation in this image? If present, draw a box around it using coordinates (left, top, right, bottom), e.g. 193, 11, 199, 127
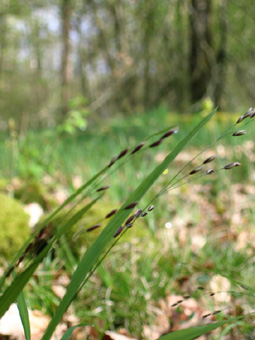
1, 0, 255, 339
0, 0, 255, 131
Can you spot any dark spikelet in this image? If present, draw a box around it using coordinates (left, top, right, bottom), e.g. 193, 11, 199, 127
24, 242, 34, 255
197, 286, 205, 290
213, 310, 221, 315
161, 128, 178, 139
149, 139, 163, 148
136, 209, 143, 217
125, 223, 134, 228
224, 162, 241, 170
125, 214, 136, 225
202, 313, 212, 319
117, 148, 129, 160
240, 284, 249, 290
184, 295, 190, 299
6, 266, 14, 277
189, 166, 203, 175
250, 110, 255, 118
203, 155, 217, 164
17, 254, 25, 266
210, 293, 215, 296
108, 155, 117, 168
206, 169, 214, 175
148, 205, 154, 211
96, 185, 110, 192
171, 303, 179, 307
87, 224, 102, 232
141, 212, 148, 217
105, 209, 118, 218
124, 201, 139, 210
131, 142, 145, 154
232, 130, 246, 136
113, 226, 124, 238
236, 115, 245, 124
177, 300, 183, 304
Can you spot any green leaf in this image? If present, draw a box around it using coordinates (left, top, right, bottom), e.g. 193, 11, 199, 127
60, 323, 89, 340
42, 109, 217, 340
157, 315, 249, 340
13, 271, 31, 340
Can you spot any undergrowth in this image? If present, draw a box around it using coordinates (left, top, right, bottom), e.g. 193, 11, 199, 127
0, 108, 255, 339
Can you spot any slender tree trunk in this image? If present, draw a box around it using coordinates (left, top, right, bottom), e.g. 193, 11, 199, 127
214, 0, 227, 108
189, 0, 213, 102
61, 0, 72, 118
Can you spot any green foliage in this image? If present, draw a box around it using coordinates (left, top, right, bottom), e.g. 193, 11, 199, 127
57, 95, 89, 135
0, 193, 30, 263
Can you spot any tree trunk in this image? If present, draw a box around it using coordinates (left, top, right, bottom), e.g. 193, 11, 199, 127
214, 0, 227, 109
61, 0, 72, 118
189, 0, 213, 102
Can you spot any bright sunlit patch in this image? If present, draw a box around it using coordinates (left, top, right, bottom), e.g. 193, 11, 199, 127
165, 222, 172, 229
163, 169, 168, 175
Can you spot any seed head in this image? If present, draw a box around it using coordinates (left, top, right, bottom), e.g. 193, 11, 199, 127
113, 226, 124, 238
224, 162, 241, 170
96, 185, 110, 192
189, 166, 203, 175
141, 212, 148, 217
124, 201, 139, 210
17, 254, 25, 266
236, 115, 245, 124
108, 155, 117, 168
87, 224, 102, 232
203, 155, 217, 164
125, 223, 134, 228
131, 142, 145, 154
125, 214, 136, 225
232, 130, 246, 136
161, 128, 178, 139
105, 209, 118, 218
117, 148, 129, 160
135, 209, 143, 217
183, 295, 190, 299
250, 109, 255, 118
213, 310, 221, 315
206, 169, 214, 175
202, 313, 212, 319
149, 139, 163, 148
148, 205, 154, 211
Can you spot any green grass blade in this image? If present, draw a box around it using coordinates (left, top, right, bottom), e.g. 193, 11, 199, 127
42, 109, 217, 340
0, 198, 99, 318
60, 324, 89, 340
17, 290, 31, 340
157, 315, 249, 340
13, 271, 31, 340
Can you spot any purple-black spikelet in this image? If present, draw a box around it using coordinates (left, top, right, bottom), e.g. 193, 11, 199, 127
96, 185, 110, 192
105, 209, 118, 218
87, 224, 102, 232
108, 155, 117, 168
149, 139, 163, 148
131, 142, 145, 154
189, 166, 203, 175
117, 148, 129, 160
124, 201, 139, 210
203, 155, 217, 164
113, 226, 124, 238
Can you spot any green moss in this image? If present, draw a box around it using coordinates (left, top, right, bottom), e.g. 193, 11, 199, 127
0, 193, 30, 263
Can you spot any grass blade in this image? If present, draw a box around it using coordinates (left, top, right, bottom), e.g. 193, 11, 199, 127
60, 323, 90, 340
42, 109, 217, 340
157, 315, 249, 340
